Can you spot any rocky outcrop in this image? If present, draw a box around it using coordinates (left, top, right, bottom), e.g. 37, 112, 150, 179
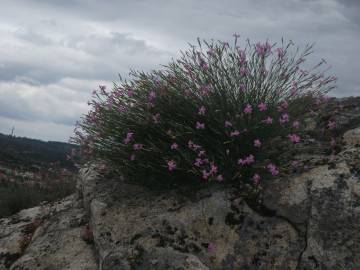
1, 97, 360, 269
0, 195, 97, 270
263, 155, 360, 269
77, 141, 360, 269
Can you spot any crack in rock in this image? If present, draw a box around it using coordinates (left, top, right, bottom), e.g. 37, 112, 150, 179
296, 180, 313, 270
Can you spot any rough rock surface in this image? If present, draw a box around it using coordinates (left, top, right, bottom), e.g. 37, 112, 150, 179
1, 97, 360, 270
0, 195, 97, 270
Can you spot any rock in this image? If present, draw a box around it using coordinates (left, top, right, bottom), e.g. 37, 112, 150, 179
0, 195, 97, 270
9, 201, 97, 270
263, 149, 360, 269
78, 163, 101, 212
343, 127, 360, 146
86, 180, 303, 269
0, 196, 75, 270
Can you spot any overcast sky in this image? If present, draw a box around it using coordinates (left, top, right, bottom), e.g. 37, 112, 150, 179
0, 0, 359, 142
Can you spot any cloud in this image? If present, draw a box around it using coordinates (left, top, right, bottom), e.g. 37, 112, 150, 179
0, 0, 359, 141
0, 23, 172, 84
334, 0, 360, 25
0, 79, 93, 125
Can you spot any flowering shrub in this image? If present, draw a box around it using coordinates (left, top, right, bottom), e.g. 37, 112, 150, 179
73, 36, 336, 190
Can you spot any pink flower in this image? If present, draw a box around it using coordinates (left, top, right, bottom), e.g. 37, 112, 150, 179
117, 105, 125, 113
154, 78, 162, 85
148, 90, 156, 102
238, 158, 246, 166
167, 160, 176, 171
196, 122, 205, 129
107, 98, 114, 109
281, 101, 288, 109
194, 158, 203, 167
244, 104, 252, 114
239, 84, 246, 92
123, 132, 134, 144
130, 154, 136, 161
254, 139, 262, 148
255, 42, 271, 57
327, 120, 336, 130
224, 120, 233, 128
200, 85, 211, 95
133, 143, 143, 150
188, 141, 201, 150
210, 164, 218, 174
237, 49, 246, 65
208, 243, 216, 253
216, 174, 224, 182
262, 116, 273, 125
238, 154, 255, 166
207, 48, 215, 56
202, 170, 210, 180
198, 106, 206, 115
258, 102, 267, 111
246, 154, 255, 164
198, 150, 206, 157
279, 113, 290, 124
288, 134, 300, 143
127, 88, 134, 97
171, 142, 178, 150
290, 87, 297, 97
267, 163, 279, 176
255, 43, 266, 57
292, 121, 300, 129
230, 130, 240, 137
200, 61, 209, 71
240, 67, 248, 76
252, 174, 261, 185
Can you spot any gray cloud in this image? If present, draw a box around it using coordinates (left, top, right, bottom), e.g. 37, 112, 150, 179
0, 0, 359, 141
335, 0, 360, 25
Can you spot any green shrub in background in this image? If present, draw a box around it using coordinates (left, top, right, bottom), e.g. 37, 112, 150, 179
72, 36, 336, 191
0, 174, 76, 218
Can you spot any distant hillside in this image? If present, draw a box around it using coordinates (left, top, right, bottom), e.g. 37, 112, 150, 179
0, 133, 78, 218
0, 133, 76, 170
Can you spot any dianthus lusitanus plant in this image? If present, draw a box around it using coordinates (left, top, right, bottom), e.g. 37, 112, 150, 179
72, 36, 336, 190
